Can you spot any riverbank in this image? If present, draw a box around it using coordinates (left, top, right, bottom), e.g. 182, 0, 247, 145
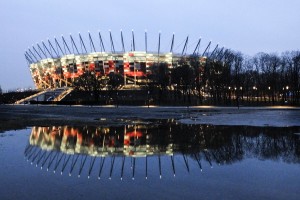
1, 104, 300, 132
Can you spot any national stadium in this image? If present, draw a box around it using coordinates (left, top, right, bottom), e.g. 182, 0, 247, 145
25, 30, 224, 88
21, 30, 226, 104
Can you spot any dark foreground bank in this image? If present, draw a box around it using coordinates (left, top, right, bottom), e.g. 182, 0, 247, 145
1, 104, 300, 132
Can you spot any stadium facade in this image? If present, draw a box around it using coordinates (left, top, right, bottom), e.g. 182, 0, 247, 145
25, 31, 221, 89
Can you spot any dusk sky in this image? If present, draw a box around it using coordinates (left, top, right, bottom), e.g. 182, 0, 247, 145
0, 0, 299, 91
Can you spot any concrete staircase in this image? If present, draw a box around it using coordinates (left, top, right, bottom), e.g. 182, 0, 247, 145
15, 90, 47, 104
15, 87, 73, 104
53, 87, 73, 101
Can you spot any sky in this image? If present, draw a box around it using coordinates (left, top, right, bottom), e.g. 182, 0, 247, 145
0, 0, 299, 91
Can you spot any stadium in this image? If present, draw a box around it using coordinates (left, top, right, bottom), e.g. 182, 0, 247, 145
21, 30, 227, 105
25, 31, 223, 89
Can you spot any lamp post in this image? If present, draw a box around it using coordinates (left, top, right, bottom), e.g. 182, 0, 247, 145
147, 90, 150, 108
239, 86, 243, 103
285, 86, 289, 103
228, 87, 231, 103
252, 86, 257, 103
268, 86, 271, 103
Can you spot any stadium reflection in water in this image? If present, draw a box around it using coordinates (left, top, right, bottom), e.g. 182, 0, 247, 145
25, 121, 300, 180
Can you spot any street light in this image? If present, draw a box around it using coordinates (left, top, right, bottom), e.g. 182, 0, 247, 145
147, 90, 150, 108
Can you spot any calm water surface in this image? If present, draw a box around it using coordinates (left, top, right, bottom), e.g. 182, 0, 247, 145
0, 121, 299, 200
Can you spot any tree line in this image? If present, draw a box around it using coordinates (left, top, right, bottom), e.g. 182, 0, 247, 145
156, 50, 300, 106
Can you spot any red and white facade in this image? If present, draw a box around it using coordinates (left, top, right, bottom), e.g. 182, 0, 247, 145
29, 51, 184, 89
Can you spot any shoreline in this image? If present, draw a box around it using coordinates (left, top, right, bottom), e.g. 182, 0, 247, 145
1, 104, 300, 132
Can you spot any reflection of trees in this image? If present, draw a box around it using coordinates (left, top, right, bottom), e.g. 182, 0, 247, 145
246, 128, 300, 163
163, 124, 300, 164
29, 123, 300, 164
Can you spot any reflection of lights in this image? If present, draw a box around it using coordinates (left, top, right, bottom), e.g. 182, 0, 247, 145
25, 124, 300, 180
26, 124, 220, 179
141, 105, 158, 108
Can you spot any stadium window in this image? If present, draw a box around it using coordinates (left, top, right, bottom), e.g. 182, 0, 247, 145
141, 62, 146, 73
56, 67, 62, 74
95, 61, 99, 68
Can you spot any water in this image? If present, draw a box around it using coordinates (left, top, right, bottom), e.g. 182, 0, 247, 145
0, 122, 300, 200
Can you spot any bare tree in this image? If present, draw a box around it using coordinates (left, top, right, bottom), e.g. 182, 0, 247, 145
171, 63, 195, 104
72, 71, 104, 102
282, 51, 300, 104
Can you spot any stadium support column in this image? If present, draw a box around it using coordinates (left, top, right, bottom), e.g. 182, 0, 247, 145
48, 39, 59, 57
32, 46, 42, 60
37, 43, 47, 58
61, 35, 72, 54
145, 30, 148, 87
170, 33, 175, 53
42, 41, 54, 58
132, 29, 135, 51
121, 30, 126, 86
28, 48, 38, 62
123, 54, 126, 86
109, 30, 115, 53
55, 37, 65, 55
78, 32, 88, 54
192, 38, 202, 56
209, 44, 219, 59
132, 29, 136, 86
215, 47, 224, 60
70, 34, 80, 55
88, 31, 96, 52
121, 29, 125, 53
181, 36, 189, 56
170, 32, 175, 73
98, 31, 106, 52
158, 31, 161, 63
24, 52, 34, 64
219, 49, 228, 60
24, 53, 32, 65
202, 41, 211, 57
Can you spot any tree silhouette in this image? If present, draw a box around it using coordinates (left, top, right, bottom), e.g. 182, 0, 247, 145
171, 63, 195, 104
72, 71, 104, 102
